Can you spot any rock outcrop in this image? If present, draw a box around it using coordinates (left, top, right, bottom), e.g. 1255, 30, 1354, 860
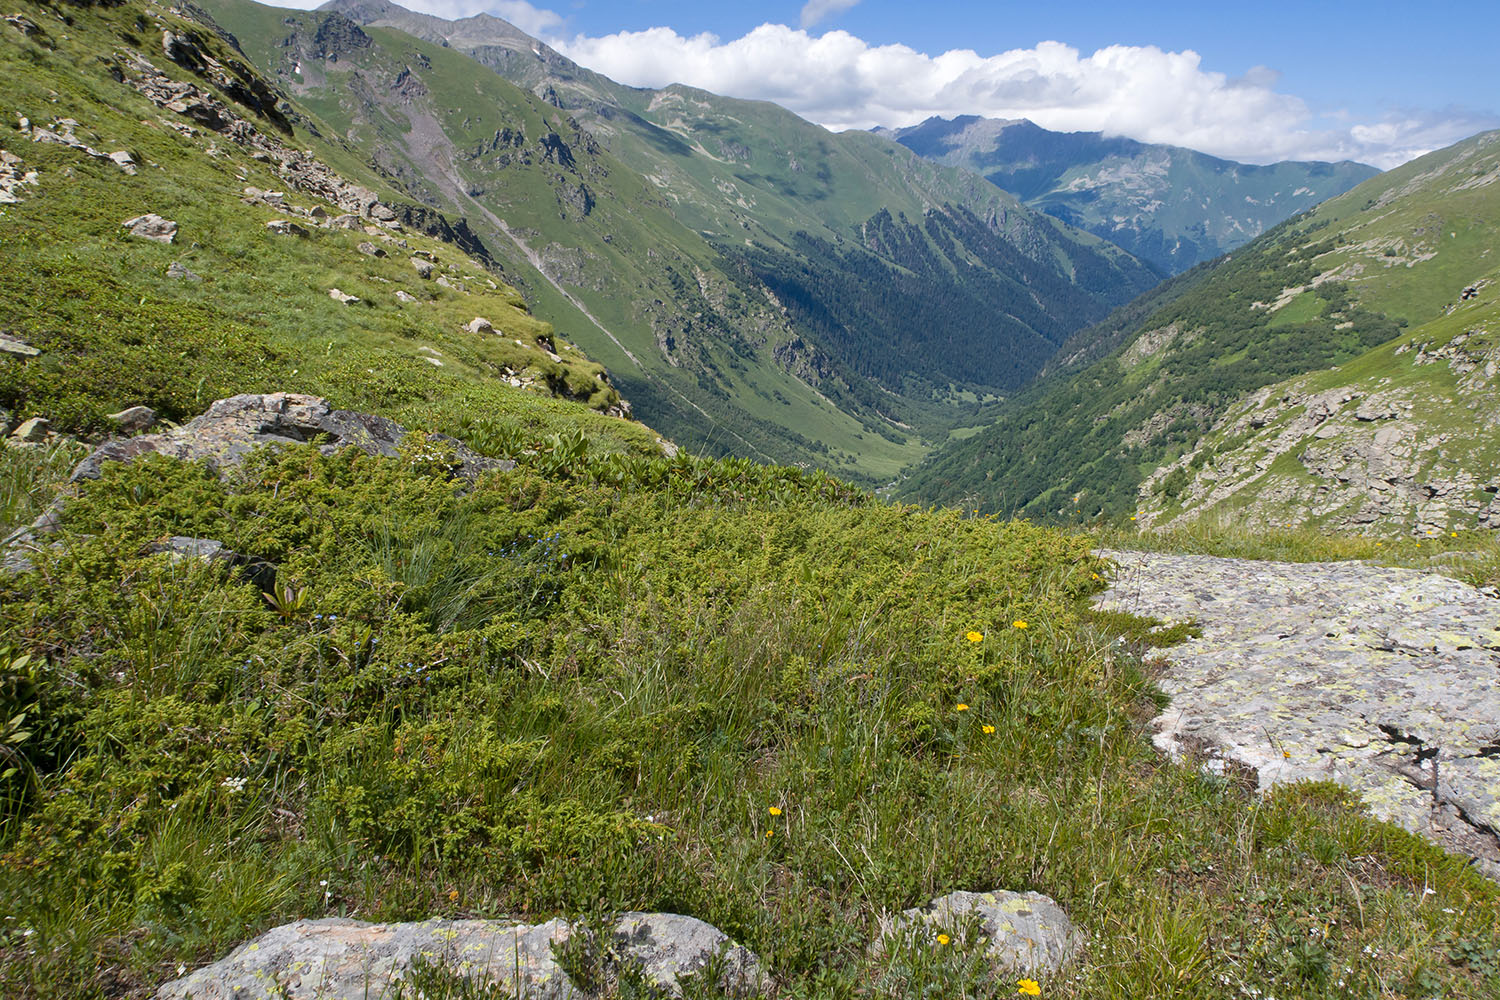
1100, 549, 1500, 879
155, 913, 766, 1000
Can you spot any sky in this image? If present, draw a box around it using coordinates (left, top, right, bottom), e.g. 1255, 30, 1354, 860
280, 0, 1498, 169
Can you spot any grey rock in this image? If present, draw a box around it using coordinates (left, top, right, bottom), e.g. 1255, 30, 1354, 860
356, 241, 386, 258
0, 148, 40, 204
165, 261, 201, 282
10, 416, 49, 443
154, 917, 576, 1000
1100, 550, 1500, 879
411, 257, 434, 279
107, 150, 136, 175
464, 316, 494, 335
69, 393, 506, 484
611, 912, 767, 997
436, 275, 466, 292
0, 333, 39, 358
332, 213, 363, 230
106, 405, 157, 432
146, 536, 276, 591
878, 890, 1085, 975
266, 219, 309, 237
122, 213, 177, 243
328, 288, 360, 305
394, 290, 418, 303
369, 203, 397, 223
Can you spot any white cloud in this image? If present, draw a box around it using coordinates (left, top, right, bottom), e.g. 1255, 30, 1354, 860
543, 22, 1494, 169
799, 0, 861, 29
484, 0, 564, 36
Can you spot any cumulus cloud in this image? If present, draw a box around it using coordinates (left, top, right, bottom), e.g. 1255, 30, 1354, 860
543, 23, 1494, 169
800, 0, 861, 29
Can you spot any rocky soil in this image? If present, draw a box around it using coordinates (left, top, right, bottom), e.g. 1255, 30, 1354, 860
1099, 549, 1500, 878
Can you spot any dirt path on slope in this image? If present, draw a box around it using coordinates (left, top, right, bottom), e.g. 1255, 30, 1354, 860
1098, 549, 1500, 879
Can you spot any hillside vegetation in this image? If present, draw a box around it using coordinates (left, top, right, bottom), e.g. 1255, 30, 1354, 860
900, 130, 1500, 527
204, 0, 1159, 481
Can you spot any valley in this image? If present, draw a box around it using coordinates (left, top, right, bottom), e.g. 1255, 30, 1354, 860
2, 0, 1499, 997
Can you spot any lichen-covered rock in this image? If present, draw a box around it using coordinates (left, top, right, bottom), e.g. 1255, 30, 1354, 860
878, 890, 1084, 974
106, 405, 157, 431
154, 917, 576, 1000
122, 213, 177, 243
610, 912, 767, 997
1099, 549, 1500, 879
155, 914, 769, 999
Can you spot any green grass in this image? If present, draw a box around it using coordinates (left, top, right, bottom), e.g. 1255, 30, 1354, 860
1, 446, 1497, 999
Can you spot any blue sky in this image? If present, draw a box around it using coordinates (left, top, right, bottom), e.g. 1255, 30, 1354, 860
287, 0, 1500, 167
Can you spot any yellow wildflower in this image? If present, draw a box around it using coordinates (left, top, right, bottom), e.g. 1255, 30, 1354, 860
447, 888, 459, 903
768, 806, 782, 816
1013, 620, 1028, 630
765, 829, 774, 839
966, 630, 984, 643
955, 703, 969, 712
1017, 979, 1041, 996
982, 724, 996, 734
935, 933, 950, 946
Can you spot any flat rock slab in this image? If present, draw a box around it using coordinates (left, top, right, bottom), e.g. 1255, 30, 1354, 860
1099, 550, 1500, 877
156, 914, 766, 999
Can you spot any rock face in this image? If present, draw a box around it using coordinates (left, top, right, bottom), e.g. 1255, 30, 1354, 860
155, 914, 766, 999
878, 890, 1085, 975
1100, 549, 1500, 879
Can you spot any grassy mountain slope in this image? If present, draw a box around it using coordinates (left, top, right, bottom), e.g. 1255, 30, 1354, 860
0, 0, 656, 463
881, 116, 1378, 274
1137, 136, 1500, 536
898, 130, 1500, 522
206, 0, 1159, 481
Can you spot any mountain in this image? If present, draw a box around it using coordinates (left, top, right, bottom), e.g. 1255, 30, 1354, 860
0, 0, 654, 462
898, 128, 1500, 533
200, 0, 1159, 481
879, 116, 1378, 274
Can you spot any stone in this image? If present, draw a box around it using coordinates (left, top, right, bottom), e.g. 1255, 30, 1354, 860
0, 333, 39, 358
394, 290, 417, 303
332, 213, 362, 229
107, 150, 136, 175
10, 416, 49, 443
1099, 550, 1500, 879
106, 405, 157, 432
154, 914, 766, 1000
411, 257, 434, 279
67, 393, 505, 485
266, 219, 309, 237
0, 148, 39, 204
464, 317, 493, 335
878, 890, 1085, 975
165, 261, 201, 282
436, 275, 465, 292
610, 912, 767, 997
369, 203, 397, 223
122, 213, 177, 243
328, 288, 360, 305
356, 241, 386, 258
146, 536, 276, 592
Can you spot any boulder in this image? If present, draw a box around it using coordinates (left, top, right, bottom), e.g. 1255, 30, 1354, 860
9, 416, 49, 443
266, 219, 309, 237
154, 914, 766, 1000
122, 213, 177, 243
164, 261, 201, 282
146, 536, 276, 592
332, 213, 362, 230
877, 890, 1084, 975
464, 316, 493, 335
68, 393, 504, 484
394, 290, 417, 303
356, 241, 386, 258
328, 288, 360, 305
611, 912, 766, 997
411, 257, 433, 279
106, 405, 157, 432
108, 150, 136, 175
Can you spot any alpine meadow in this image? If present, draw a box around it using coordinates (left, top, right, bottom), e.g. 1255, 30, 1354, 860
2, 1, 1498, 999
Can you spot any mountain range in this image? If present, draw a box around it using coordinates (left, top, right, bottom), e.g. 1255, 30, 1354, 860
879, 115, 1378, 274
